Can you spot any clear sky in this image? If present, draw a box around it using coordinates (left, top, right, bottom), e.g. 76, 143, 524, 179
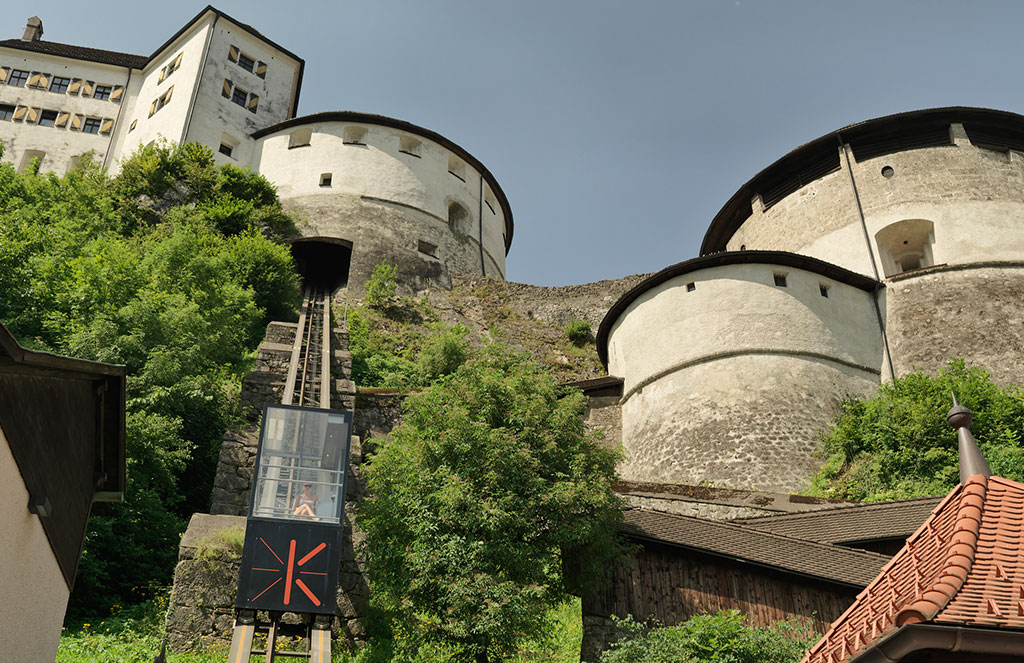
18, 1, 1024, 285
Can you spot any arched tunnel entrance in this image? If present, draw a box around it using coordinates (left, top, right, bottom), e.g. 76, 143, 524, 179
290, 238, 352, 292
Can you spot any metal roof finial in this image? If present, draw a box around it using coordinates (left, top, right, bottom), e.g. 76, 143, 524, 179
948, 393, 991, 483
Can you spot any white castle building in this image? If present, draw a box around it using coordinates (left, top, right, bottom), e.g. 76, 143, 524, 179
0, 7, 513, 292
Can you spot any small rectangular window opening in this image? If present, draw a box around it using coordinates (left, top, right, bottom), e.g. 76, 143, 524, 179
399, 135, 421, 157
418, 240, 438, 258
39, 110, 58, 127
49, 76, 70, 94
319, 173, 332, 187
819, 284, 830, 298
344, 126, 367, 145
82, 117, 101, 134
219, 143, 233, 157
0, 104, 14, 120
686, 281, 696, 292
773, 273, 788, 287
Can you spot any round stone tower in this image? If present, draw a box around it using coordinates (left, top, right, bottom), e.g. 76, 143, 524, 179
252, 112, 513, 294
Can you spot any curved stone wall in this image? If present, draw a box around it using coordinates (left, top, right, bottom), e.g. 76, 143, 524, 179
606, 261, 883, 492
718, 120, 1024, 280
254, 118, 508, 292
884, 263, 1024, 385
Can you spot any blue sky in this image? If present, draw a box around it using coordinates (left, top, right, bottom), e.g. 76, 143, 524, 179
21, 1, 1024, 285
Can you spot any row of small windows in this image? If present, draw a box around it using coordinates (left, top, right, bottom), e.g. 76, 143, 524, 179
683, 273, 832, 298
222, 79, 258, 113
0, 67, 123, 101
286, 127, 498, 212
148, 85, 174, 117
227, 45, 268, 78
0, 103, 111, 134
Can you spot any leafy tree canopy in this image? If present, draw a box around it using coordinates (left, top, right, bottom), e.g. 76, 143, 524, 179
359, 344, 623, 662
806, 360, 1024, 502
0, 142, 300, 614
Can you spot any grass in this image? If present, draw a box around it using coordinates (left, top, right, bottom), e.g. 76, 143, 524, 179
57, 598, 584, 663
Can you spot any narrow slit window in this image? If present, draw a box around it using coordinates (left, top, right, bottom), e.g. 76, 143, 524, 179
686, 282, 696, 292
319, 173, 332, 187
448, 155, 466, 181
418, 240, 438, 258
773, 273, 788, 287
819, 284, 830, 298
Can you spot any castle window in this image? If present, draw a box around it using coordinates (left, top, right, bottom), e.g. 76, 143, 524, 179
875, 219, 935, 277
93, 85, 112, 101
38, 109, 57, 127
19, 150, 45, 173
219, 133, 239, 159
319, 173, 332, 187
150, 86, 173, 116
159, 52, 183, 83
49, 76, 70, 94
231, 85, 248, 107
26, 71, 50, 89
881, 166, 894, 178
9, 69, 29, 87
773, 273, 788, 287
448, 201, 471, 235
344, 126, 367, 145
418, 240, 438, 258
128, 119, 137, 132
82, 118, 101, 134
448, 155, 467, 182
288, 128, 312, 148
237, 52, 255, 73
686, 282, 696, 292
0, 104, 13, 120
399, 135, 422, 157
819, 284, 830, 298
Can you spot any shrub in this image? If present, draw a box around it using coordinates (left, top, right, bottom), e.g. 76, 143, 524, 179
565, 319, 592, 347
600, 611, 817, 663
365, 260, 397, 309
417, 323, 470, 382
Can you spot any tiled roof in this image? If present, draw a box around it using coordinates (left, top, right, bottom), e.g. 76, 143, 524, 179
0, 38, 147, 69
621, 508, 890, 588
802, 473, 1024, 663
735, 497, 942, 545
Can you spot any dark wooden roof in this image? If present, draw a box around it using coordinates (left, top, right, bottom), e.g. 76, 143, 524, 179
700, 107, 1024, 255
735, 497, 942, 546
621, 508, 890, 588
252, 110, 515, 253
596, 250, 882, 366
0, 322, 125, 588
0, 38, 147, 68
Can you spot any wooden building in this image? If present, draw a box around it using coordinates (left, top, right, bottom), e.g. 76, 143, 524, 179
0, 322, 125, 663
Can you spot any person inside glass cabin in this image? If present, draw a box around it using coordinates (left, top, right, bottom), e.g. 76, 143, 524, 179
292, 483, 317, 517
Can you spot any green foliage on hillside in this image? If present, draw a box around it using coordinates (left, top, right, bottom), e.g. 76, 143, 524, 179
600, 611, 817, 663
806, 361, 1024, 501
564, 319, 592, 347
0, 142, 300, 615
365, 259, 398, 309
359, 344, 623, 662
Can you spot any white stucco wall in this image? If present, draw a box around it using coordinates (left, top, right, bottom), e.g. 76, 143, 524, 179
110, 17, 212, 166
0, 426, 69, 663
183, 17, 301, 168
607, 263, 883, 395
254, 120, 508, 279
0, 49, 128, 173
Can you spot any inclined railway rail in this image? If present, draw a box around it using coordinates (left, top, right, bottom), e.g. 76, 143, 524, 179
282, 287, 333, 409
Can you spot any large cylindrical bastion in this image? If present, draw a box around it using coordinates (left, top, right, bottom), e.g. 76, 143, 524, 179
252, 112, 512, 293
598, 252, 884, 493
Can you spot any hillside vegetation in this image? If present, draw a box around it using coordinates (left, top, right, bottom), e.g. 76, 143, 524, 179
807, 361, 1024, 501
0, 142, 299, 615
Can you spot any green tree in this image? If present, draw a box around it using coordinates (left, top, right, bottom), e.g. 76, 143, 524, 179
359, 344, 624, 662
600, 611, 817, 663
807, 360, 1024, 501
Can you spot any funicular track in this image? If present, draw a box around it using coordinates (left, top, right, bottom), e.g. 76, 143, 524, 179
283, 287, 333, 410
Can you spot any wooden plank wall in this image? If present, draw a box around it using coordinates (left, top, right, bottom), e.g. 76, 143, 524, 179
588, 541, 858, 633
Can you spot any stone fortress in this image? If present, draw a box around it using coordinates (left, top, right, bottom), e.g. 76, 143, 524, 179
4, 6, 1024, 656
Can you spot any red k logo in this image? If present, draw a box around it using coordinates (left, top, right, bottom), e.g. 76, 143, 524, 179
251, 538, 329, 606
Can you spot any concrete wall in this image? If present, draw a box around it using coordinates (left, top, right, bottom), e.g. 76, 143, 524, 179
725, 125, 1024, 280
0, 426, 68, 663
0, 49, 128, 173
607, 264, 882, 492
255, 121, 507, 292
